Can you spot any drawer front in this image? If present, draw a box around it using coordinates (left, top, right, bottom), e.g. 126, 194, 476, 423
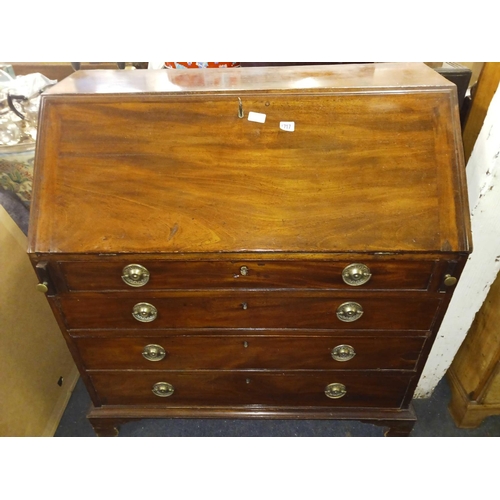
59, 292, 441, 331
60, 260, 435, 291
89, 370, 414, 408
77, 335, 426, 370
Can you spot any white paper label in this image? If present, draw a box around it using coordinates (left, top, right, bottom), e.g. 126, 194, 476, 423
248, 111, 266, 123
280, 121, 295, 132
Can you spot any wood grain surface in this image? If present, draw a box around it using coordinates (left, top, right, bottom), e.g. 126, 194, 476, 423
76, 334, 425, 370
28, 64, 469, 255
60, 259, 435, 291
58, 291, 442, 331
89, 369, 414, 408
27, 64, 471, 436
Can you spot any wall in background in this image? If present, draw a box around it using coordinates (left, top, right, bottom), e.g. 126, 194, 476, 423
415, 77, 500, 397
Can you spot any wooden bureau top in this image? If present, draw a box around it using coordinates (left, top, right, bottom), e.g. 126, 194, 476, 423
43, 63, 451, 95
28, 63, 471, 255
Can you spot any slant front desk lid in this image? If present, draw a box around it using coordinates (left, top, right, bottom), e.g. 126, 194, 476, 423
28, 63, 471, 255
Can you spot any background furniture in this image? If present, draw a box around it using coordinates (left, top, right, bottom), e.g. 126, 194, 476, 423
0, 204, 78, 436
448, 269, 500, 427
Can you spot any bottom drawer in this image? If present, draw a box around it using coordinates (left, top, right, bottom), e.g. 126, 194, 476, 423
89, 370, 414, 408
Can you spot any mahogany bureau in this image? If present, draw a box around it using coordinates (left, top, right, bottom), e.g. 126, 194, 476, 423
28, 63, 471, 436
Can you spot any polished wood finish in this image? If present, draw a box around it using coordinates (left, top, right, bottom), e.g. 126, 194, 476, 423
58, 291, 442, 330
28, 63, 471, 436
76, 335, 426, 370
86, 404, 417, 436
40, 63, 452, 95
89, 370, 415, 407
447, 269, 500, 428
29, 64, 470, 256
60, 259, 435, 291
69, 327, 432, 339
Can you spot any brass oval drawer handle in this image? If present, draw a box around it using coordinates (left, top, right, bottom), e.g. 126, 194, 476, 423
132, 302, 158, 322
36, 281, 49, 293
325, 383, 347, 399
336, 301, 363, 322
240, 265, 249, 276
122, 264, 150, 287
152, 382, 174, 398
142, 344, 166, 361
342, 263, 372, 286
443, 274, 457, 287
331, 344, 356, 362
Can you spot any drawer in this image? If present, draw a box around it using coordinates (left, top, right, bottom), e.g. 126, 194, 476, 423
59, 291, 442, 331
89, 370, 415, 408
77, 335, 426, 370
59, 260, 435, 291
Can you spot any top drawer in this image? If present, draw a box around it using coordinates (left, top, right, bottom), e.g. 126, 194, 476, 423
59, 260, 435, 292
